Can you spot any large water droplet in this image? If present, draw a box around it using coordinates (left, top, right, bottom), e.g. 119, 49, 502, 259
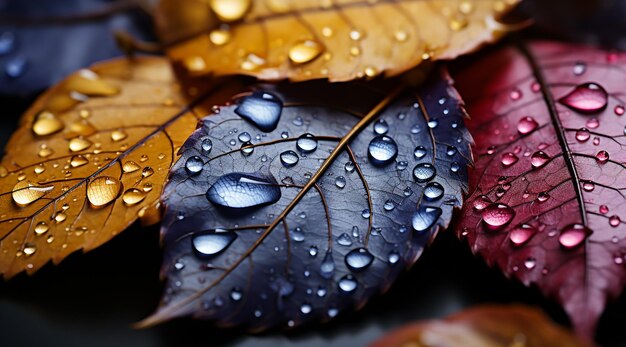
289, 39, 323, 64
596, 150, 610, 163
192, 230, 237, 257
423, 182, 444, 201
373, 119, 389, 135
482, 203, 515, 229
185, 156, 204, 175
291, 227, 304, 242
122, 188, 146, 206
296, 133, 318, 153
209, 0, 251, 21
280, 150, 299, 167
412, 206, 442, 233
207, 173, 281, 209
414, 146, 427, 159
12, 181, 54, 207
123, 161, 141, 173
559, 83, 608, 113
337, 233, 352, 246
335, 176, 346, 189
559, 224, 591, 249
234, 91, 282, 132
345, 248, 374, 271
509, 224, 536, 246
368, 135, 398, 166
530, 151, 550, 169
575, 128, 590, 142
517, 116, 538, 135
501, 152, 519, 167
413, 163, 436, 183
87, 176, 121, 207
32, 111, 64, 136
338, 275, 358, 293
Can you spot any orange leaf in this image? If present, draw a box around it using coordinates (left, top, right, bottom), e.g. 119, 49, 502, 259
0, 57, 246, 278
370, 305, 595, 347
155, 0, 521, 82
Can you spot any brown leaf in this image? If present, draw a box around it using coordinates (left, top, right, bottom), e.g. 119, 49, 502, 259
155, 0, 520, 82
370, 305, 595, 347
0, 57, 245, 278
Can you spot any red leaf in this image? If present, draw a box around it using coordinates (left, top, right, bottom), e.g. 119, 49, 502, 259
454, 41, 626, 338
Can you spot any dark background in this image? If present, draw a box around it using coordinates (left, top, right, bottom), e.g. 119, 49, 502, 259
2, 0, 626, 346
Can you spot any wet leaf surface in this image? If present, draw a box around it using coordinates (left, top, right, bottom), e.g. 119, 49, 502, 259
140, 70, 472, 329
155, 0, 519, 82
370, 304, 594, 347
0, 0, 154, 96
455, 41, 626, 337
0, 56, 247, 278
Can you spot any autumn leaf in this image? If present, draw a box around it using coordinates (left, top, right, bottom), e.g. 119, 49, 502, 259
370, 305, 595, 347
154, 0, 520, 82
137, 70, 472, 329
454, 41, 626, 337
0, 56, 250, 279
0, 0, 154, 95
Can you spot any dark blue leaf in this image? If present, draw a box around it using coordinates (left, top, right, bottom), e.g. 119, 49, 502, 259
0, 0, 154, 96
140, 71, 472, 330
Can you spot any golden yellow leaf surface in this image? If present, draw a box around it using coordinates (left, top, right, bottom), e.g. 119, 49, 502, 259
371, 305, 594, 347
155, 0, 520, 82
0, 57, 244, 278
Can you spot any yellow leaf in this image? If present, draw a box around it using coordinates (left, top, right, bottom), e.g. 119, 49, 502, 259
0, 57, 246, 278
155, 0, 520, 82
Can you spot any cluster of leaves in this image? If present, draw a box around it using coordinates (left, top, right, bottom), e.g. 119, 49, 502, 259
2, 0, 626, 344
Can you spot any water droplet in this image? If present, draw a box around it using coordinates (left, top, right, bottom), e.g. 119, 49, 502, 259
537, 192, 550, 202
427, 119, 439, 129
192, 230, 237, 257
373, 119, 389, 135
12, 181, 54, 207
291, 227, 304, 242
450, 162, 461, 173
142, 167, 154, 178
509, 89, 522, 100
424, 182, 444, 201
610, 215, 621, 227
575, 128, 590, 142
23, 244, 36, 256
87, 176, 121, 207
396, 161, 408, 171
111, 129, 127, 142
289, 39, 323, 64
473, 195, 491, 211
344, 161, 355, 173
517, 116, 538, 135
279, 150, 299, 167
524, 258, 536, 270
501, 152, 519, 167
240, 142, 254, 156
482, 203, 515, 229
32, 111, 64, 136
122, 161, 140, 173
345, 248, 373, 271
337, 233, 352, 246
335, 176, 346, 189
230, 287, 243, 301
530, 151, 550, 169
368, 135, 398, 166
559, 83, 608, 113
596, 150, 609, 163
68, 137, 92, 152
0, 32, 15, 55
414, 146, 427, 159
54, 211, 67, 223
413, 163, 436, 183
234, 92, 282, 132
615, 105, 625, 116
185, 156, 204, 175
509, 224, 536, 246
209, 26, 232, 45
320, 251, 335, 278
388, 251, 400, 264
338, 275, 358, 293
201, 138, 213, 154
207, 173, 281, 209
600, 205, 610, 214
361, 209, 371, 218
412, 206, 442, 233
573, 61, 586, 75
296, 133, 318, 153
238, 132, 251, 142
5, 56, 27, 78
300, 303, 312, 314
122, 188, 146, 206
559, 224, 591, 249
209, 0, 251, 21
582, 181, 595, 192
309, 245, 318, 257
383, 200, 395, 211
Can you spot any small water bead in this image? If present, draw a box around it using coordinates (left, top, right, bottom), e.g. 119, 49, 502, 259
239, 141, 254, 156
383, 200, 395, 211
289, 39, 323, 64
122, 188, 146, 206
0, 32, 15, 55
299, 303, 313, 315
142, 167, 154, 178
209, 0, 251, 21
559, 224, 591, 249
388, 251, 400, 264
509, 224, 536, 246
122, 161, 141, 173
586, 118, 600, 129
424, 182, 444, 201
296, 133, 318, 153
5, 56, 27, 78
238, 132, 251, 142
427, 119, 439, 129
291, 227, 305, 242
396, 161, 408, 171
412, 206, 442, 233
414, 146, 427, 159
582, 181, 595, 192
600, 205, 610, 214
509, 88, 522, 100
593, 137, 600, 146
450, 162, 461, 173
335, 176, 346, 189
575, 128, 590, 142
87, 176, 121, 207
207, 173, 281, 209
413, 163, 436, 183
501, 152, 519, 167
373, 119, 389, 135
69, 137, 92, 152
446, 146, 457, 157
23, 244, 37, 256
54, 211, 67, 223
34, 222, 49, 236
320, 251, 335, 278
530, 151, 550, 169
199, 138, 213, 155
524, 258, 537, 270
558, 82, 608, 113
345, 248, 374, 271
537, 192, 550, 202
473, 195, 491, 211
615, 105, 625, 116
403, 187, 413, 197
185, 156, 204, 175
280, 150, 299, 167
609, 215, 621, 227
596, 150, 610, 163
32, 111, 64, 136
486, 146, 497, 155
235, 91, 283, 132
338, 275, 358, 293
309, 246, 318, 257
482, 203, 515, 229
573, 61, 587, 76
361, 209, 371, 218
368, 135, 398, 166
12, 181, 54, 207
517, 116, 538, 135
230, 287, 243, 301
328, 307, 339, 317
192, 230, 237, 257
337, 233, 352, 247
